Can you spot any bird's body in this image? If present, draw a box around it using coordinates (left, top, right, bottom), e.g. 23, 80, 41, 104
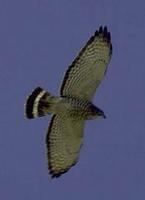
35, 92, 104, 120
25, 26, 112, 178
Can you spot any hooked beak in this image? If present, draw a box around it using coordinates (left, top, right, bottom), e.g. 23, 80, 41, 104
103, 113, 106, 119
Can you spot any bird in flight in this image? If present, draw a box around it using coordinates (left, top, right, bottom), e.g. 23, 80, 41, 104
25, 26, 112, 178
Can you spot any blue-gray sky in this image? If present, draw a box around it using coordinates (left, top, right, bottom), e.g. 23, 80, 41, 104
0, 0, 145, 199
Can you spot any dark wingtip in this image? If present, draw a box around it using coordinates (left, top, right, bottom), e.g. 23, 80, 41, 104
49, 167, 69, 178
99, 26, 103, 33
95, 30, 99, 36
48, 159, 78, 178
97, 25, 112, 48
104, 26, 108, 34
107, 32, 111, 43
50, 172, 61, 178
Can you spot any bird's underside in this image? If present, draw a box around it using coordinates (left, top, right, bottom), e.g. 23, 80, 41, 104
25, 26, 112, 178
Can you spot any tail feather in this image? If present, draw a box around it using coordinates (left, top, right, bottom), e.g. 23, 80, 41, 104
25, 87, 52, 119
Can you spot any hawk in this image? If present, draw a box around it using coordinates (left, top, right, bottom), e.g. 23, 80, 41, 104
25, 26, 112, 178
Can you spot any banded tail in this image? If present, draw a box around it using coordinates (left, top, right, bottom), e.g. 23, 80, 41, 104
25, 87, 54, 119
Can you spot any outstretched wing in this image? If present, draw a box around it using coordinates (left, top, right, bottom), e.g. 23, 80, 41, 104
46, 114, 85, 178
60, 26, 112, 101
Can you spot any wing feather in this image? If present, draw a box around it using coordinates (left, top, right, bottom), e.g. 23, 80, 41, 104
60, 26, 112, 100
46, 115, 85, 178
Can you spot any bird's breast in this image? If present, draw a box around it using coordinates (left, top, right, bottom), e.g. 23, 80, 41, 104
56, 97, 97, 120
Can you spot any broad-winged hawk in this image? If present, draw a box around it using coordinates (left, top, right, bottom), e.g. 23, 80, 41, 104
25, 26, 112, 178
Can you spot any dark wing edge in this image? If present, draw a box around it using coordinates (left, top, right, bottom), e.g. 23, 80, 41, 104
60, 26, 112, 96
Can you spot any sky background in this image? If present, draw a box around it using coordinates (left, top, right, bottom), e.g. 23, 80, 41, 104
0, 0, 145, 199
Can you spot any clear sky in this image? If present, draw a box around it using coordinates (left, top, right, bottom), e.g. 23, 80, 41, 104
0, 0, 145, 199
